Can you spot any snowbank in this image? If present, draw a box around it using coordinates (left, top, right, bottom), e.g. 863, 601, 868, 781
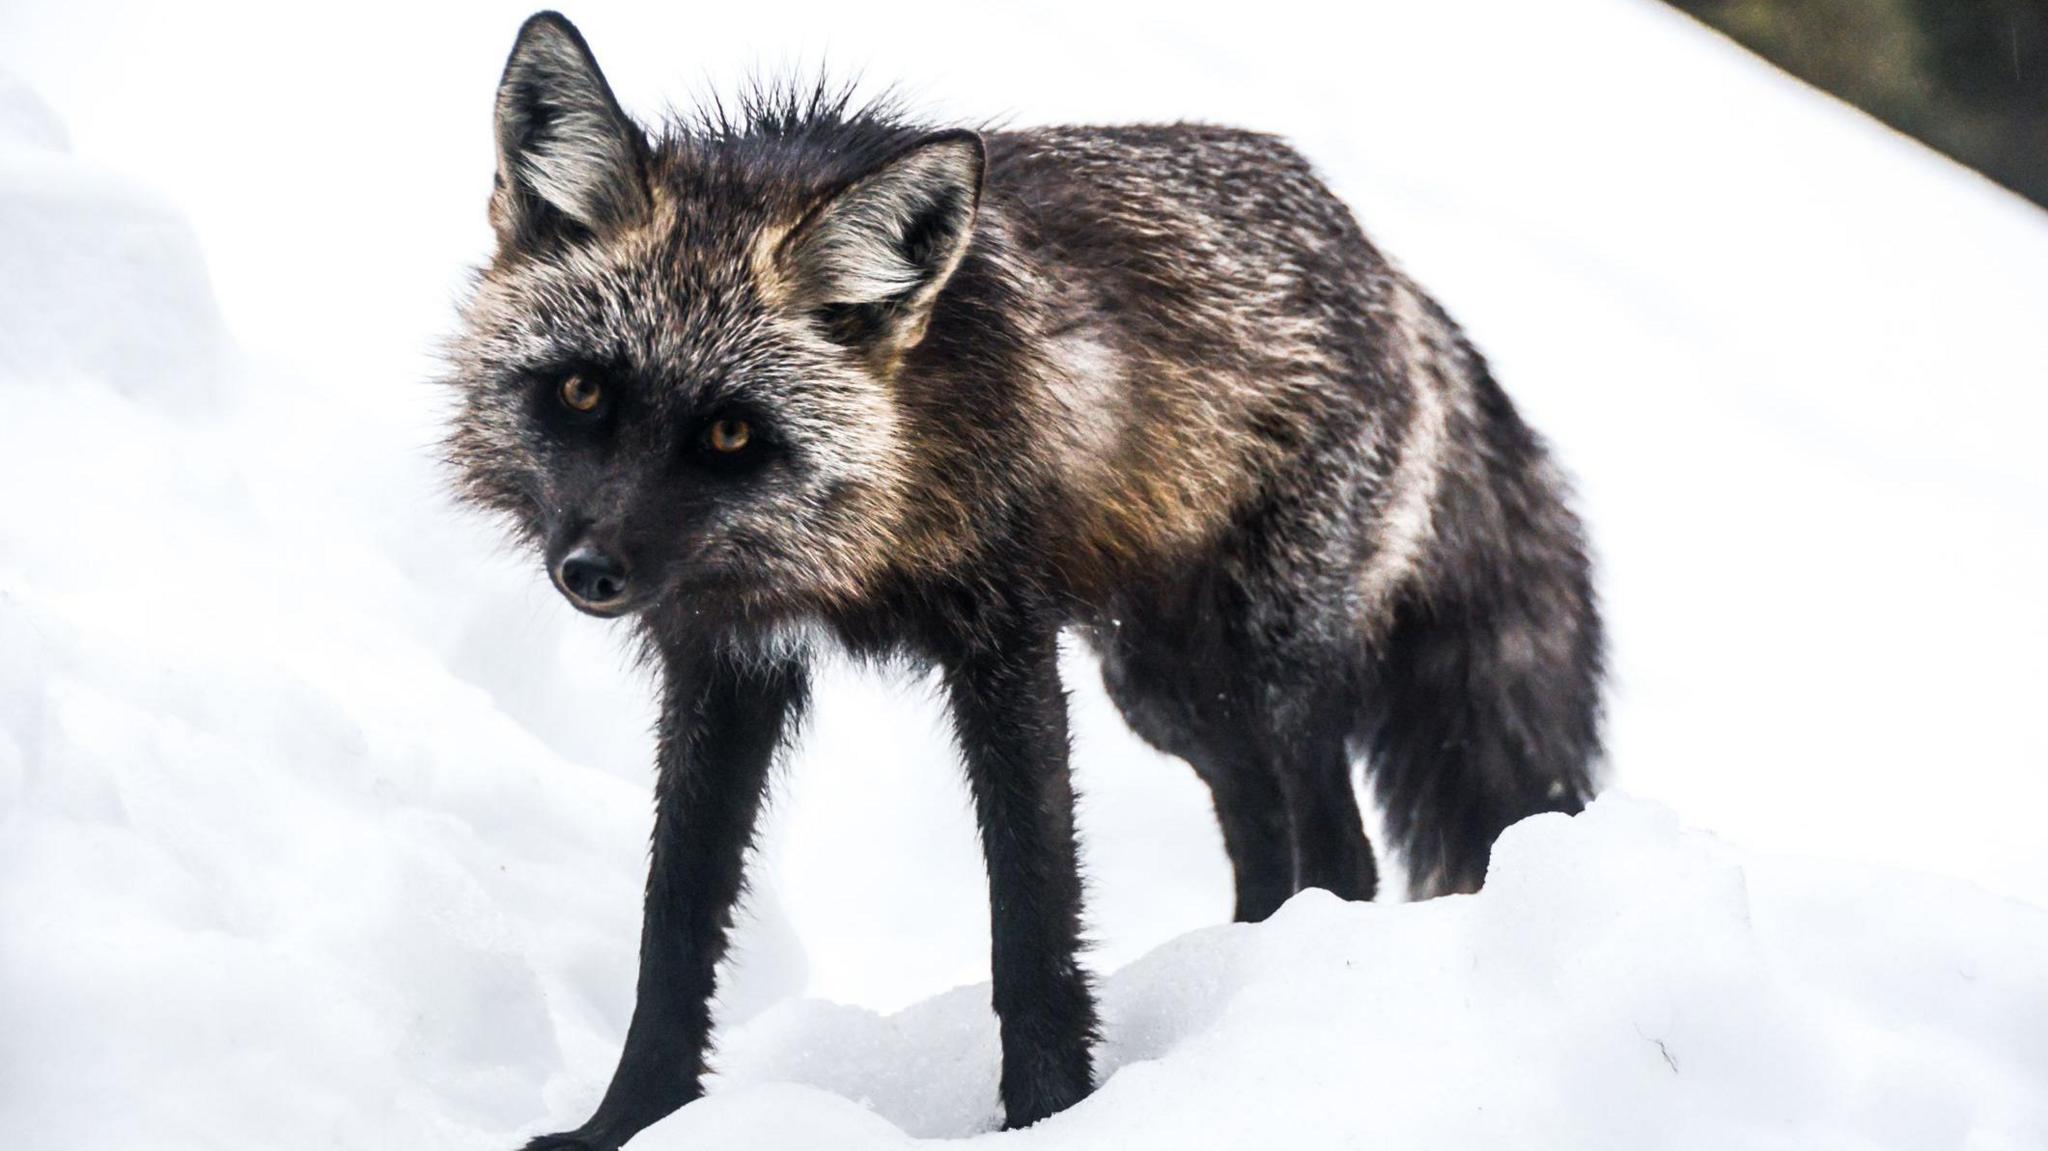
0, 82, 654, 1144
671, 799, 2048, 1150
0, 79, 228, 407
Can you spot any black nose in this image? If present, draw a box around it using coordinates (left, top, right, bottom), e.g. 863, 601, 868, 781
557, 547, 630, 606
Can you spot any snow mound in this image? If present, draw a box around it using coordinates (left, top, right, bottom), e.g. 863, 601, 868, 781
0, 81, 230, 406
664, 798, 2048, 1150
0, 72, 653, 1147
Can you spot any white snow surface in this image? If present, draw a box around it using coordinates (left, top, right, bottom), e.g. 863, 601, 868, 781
2, 0, 2046, 1147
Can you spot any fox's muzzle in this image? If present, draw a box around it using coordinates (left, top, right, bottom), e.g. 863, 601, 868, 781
552, 543, 637, 617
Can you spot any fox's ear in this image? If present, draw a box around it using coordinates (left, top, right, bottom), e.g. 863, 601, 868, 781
490, 11, 650, 250
780, 131, 985, 353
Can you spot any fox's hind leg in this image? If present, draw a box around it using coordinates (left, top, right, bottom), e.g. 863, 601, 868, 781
1256, 673, 1378, 903
1179, 735, 1298, 922
1094, 600, 1296, 922
1094, 567, 1381, 917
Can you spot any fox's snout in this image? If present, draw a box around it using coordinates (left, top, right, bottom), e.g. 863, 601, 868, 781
552, 542, 635, 617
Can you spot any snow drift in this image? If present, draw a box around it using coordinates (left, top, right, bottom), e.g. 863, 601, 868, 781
3, 0, 2048, 1147
681, 799, 2048, 1150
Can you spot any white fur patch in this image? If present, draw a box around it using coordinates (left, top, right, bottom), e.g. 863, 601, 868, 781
1042, 327, 1128, 483
1356, 281, 1449, 619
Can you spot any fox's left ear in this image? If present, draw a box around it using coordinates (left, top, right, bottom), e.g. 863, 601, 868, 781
780, 131, 985, 354
490, 11, 651, 250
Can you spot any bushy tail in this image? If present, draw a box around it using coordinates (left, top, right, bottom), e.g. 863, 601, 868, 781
1358, 379, 1604, 899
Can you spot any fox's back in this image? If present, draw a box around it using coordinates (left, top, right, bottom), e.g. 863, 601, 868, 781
974, 124, 1429, 597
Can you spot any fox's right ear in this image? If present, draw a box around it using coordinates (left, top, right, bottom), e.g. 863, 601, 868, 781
490, 11, 650, 251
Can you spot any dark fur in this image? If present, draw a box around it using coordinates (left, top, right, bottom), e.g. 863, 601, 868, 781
445, 13, 1603, 1148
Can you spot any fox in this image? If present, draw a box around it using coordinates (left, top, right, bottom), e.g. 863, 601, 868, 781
443, 10, 1603, 1149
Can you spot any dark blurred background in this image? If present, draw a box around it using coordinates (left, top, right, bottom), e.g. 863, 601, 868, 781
1667, 0, 2048, 208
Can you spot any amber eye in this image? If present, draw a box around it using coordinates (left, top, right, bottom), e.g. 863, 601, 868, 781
707, 417, 752, 454
559, 374, 602, 414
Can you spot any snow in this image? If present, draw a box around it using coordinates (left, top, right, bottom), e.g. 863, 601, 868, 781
2, 0, 2046, 1147
690, 800, 2048, 1150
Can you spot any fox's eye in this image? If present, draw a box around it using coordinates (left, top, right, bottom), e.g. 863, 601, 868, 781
560, 374, 602, 414
707, 418, 752, 454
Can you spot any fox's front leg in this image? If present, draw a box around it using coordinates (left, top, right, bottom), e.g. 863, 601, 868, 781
941, 604, 1098, 1128
525, 644, 808, 1151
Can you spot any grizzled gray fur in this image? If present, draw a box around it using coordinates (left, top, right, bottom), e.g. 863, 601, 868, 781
443, 12, 1603, 1149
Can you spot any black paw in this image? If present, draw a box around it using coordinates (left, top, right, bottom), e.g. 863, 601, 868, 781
1000, 1065, 1094, 1129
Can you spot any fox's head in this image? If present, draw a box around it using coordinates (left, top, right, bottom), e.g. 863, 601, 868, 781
444, 12, 986, 622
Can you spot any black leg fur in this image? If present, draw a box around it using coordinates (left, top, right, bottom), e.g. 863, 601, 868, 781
1092, 559, 1384, 918
1094, 591, 1296, 923
1182, 740, 1295, 922
526, 645, 809, 1151
1268, 716, 1378, 903
940, 600, 1098, 1128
